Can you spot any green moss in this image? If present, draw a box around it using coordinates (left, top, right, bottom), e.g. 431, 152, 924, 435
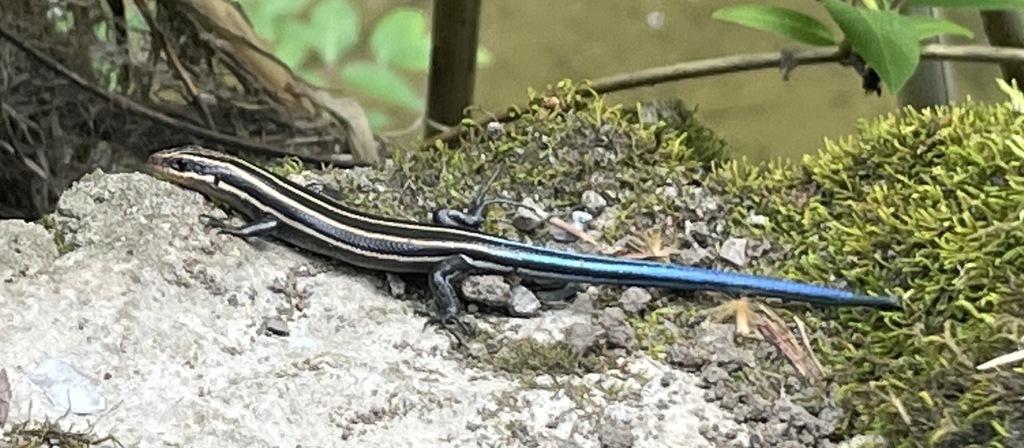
327, 80, 731, 247
631, 306, 691, 358
622, 98, 729, 165
36, 214, 70, 255
490, 337, 609, 376
312, 79, 733, 386
266, 155, 305, 177
309, 81, 1023, 446
712, 101, 1024, 447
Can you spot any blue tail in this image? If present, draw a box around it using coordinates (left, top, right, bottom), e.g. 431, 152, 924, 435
494, 246, 900, 309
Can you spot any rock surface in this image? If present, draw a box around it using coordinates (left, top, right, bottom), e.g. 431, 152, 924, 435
0, 171, 753, 447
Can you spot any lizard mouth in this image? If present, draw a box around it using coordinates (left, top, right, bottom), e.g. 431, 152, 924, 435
146, 150, 178, 180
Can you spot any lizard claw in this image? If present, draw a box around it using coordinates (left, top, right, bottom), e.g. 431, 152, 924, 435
424, 314, 475, 345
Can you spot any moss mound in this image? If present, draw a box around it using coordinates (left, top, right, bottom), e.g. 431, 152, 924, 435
715, 101, 1024, 447
342, 81, 730, 246
322, 81, 1022, 446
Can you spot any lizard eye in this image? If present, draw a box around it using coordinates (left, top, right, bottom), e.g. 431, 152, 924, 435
169, 159, 191, 172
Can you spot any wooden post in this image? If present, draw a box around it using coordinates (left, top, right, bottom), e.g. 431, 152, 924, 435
424, 0, 482, 140
898, 7, 956, 109
981, 11, 1024, 85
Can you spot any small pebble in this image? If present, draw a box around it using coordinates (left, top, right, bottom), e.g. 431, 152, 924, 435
570, 210, 593, 229
485, 121, 505, 140
619, 287, 652, 313
385, 273, 406, 296
461, 275, 512, 308
747, 239, 770, 259
262, 316, 291, 337
549, 210, 592, 243
677, 247, 712, 266
598, 405, 637, 448
719, 238, 749, 267
509, 285, 541, 317
655, 184, 679, 199
685, 220, 712, 246
599, 308, 637, 349
580, 190, 608, 215
565, 321, 601, 355
511, 198, 544, 232
747, 212, 769, 227
587, 205, 617, 231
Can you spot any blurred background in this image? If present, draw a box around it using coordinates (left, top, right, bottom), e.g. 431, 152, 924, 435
235, 0, 1004, 161
0, 0, 1010, 219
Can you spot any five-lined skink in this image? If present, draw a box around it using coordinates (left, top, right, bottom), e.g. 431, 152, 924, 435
147, 145, 900, 331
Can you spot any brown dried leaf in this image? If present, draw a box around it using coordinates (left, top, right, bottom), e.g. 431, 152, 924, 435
793, 315, 825, 375
305, 90, 380, 165
178, 0, 307, 113
176, 0, 379, 164
701, 297, 761, 338
756, 304, 823, 380
613, 229, 683, 262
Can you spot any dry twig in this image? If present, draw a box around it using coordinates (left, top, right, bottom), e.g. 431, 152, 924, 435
0, 23, 360, 166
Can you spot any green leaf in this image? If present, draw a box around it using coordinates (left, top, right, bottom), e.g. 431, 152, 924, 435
296, 68, 328, 87
52, 11, 74, 34
239, 0, 306, 42
244, 3, 278, 41
340, 61, 424, 111
370, 8, 432, 71
902, 15, 974, 41
307, 0, 360, 65
93, 21, 107, 40
365, 109, 394, 129
274, 31, 311, 69
712, 5, 836, 46
823, 0, 921, 93
906, 0, 1024, 9
261, 0, 307, 18
477, 46, 494, 67
125, 9, 149, 32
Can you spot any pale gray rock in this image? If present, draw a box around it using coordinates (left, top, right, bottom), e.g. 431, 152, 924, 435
0, 170, 761, 447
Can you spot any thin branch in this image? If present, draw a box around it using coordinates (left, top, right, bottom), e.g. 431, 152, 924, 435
0, 24, 362, 167
594, 44, 1024, 92
922, 43, 1024, 64
590, 47, 840, 93
130, 0, 217, 129
427, 43, 1024, 148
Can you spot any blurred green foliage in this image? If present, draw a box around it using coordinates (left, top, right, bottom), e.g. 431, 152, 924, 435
713, 0, 981, 94
237, 0, 493, 129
